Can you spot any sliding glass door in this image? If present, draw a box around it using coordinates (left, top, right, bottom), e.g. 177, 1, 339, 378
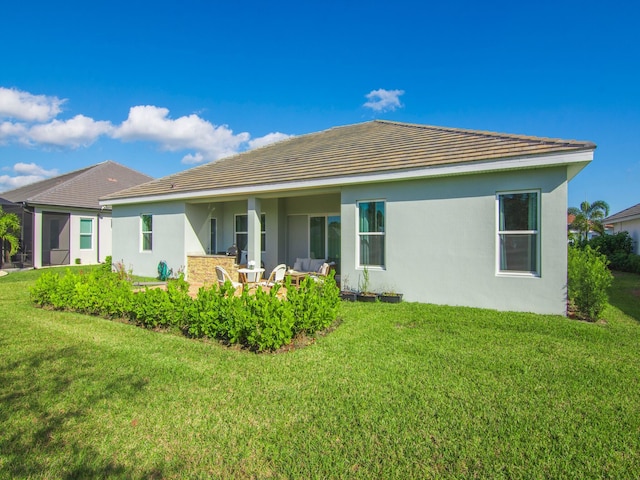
309, 215, 340, 272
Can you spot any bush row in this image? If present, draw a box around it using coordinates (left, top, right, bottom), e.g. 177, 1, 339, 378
30, 268, 340, 352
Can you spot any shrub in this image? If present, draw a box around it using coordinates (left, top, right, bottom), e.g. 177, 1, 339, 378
243, 286, 295, 351
49, 270, 83, 310
288, 272, 340, 335
30, 271, 60, 306
588, 231, 633, 258
30, 267, 341, 352
567, 246, 613, 321
587, 232, 640, 274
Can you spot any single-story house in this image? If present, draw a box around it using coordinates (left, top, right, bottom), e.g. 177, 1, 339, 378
1, 161, 153, 268
605, 203, 640, 254
101, 120, 595, 315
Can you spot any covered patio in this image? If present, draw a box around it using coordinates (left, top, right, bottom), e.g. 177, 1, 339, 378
183, 192, 341, 285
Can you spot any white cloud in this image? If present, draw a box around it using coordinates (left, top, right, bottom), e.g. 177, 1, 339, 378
113, 105, 250, 163
13, 162, 58, 177
28, 115, 113, 148
181, 152, 205, 164
248, 132, 293, 150
0, 121, 28, 144
363, 88, 405, 112
0, 87, 65, 122
0, 162, 58, 193
0, 87, 297, 166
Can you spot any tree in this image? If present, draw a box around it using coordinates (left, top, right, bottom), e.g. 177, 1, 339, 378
568, 200, 610, 243
0, 206, 21, 265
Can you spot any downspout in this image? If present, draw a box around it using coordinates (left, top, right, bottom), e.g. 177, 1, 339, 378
97, 211, 101, 263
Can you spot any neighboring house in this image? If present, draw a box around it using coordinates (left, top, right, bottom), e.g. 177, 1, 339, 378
101, 120, 595, 315
1, 161, 153, 268
605, 203, 640, 254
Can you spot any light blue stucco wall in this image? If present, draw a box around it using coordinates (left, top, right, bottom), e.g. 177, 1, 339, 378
112, 201, 188, 278
341, 167, 569, 315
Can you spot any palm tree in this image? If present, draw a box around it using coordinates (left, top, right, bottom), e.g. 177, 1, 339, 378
568, 200, 610, 243
0, 206, 21, 265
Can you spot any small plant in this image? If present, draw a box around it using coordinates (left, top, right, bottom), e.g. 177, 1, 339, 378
358, 266, 370, 294
113, 259, 132, 282
100, 255, 113, 274
75, 258, 81, 265
357, 266, 378, 301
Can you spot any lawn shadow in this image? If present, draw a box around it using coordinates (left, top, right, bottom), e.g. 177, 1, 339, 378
607, 272, 640, 323
0, 345, 167, 479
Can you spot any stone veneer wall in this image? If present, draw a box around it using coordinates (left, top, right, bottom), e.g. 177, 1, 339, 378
187, 255, 240, 284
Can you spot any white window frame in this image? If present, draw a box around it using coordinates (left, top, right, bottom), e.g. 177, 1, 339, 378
140, 214, 153, 252
234, 213, 266, 252
356, 199, 386, 270
496, 190, 540, 277
79, 217, 93, 250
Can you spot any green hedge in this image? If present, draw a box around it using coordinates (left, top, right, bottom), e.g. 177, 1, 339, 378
30, 267, 340, 352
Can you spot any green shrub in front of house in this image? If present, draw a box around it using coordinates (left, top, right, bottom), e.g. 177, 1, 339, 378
287, 274, 340, 334
567, 245, 613, 321
30, 267, 340, 352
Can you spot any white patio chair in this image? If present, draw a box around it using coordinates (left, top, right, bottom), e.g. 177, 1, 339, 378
260, 264, 287, 287
215, 266, 242, 288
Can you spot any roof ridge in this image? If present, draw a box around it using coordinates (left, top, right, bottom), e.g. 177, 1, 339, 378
373, 119, 596, 148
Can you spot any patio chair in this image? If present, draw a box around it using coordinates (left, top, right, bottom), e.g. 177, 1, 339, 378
260, 264, 287, 287
215, 266, 242, 288
309, 262, 332, 282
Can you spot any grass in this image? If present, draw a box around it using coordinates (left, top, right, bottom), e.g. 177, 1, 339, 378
1, 268, 639, 478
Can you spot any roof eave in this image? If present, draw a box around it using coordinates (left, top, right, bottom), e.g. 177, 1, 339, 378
101, 149, 594, 207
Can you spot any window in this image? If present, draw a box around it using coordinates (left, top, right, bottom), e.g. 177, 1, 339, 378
235, 214, 265, 251
310, 215, 341, 267
141, 214, 153, 251
209, 218, 217, 254
357, 201, 385, 267
498, 191, 539, 274
80, 218, 93, 249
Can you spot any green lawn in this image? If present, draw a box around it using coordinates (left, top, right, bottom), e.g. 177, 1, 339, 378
1, 268, 639, 479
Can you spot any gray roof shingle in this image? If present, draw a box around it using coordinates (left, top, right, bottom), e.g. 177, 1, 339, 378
2, 161, 153, 210
103, 120, 596, 202
605, 203, 640, 222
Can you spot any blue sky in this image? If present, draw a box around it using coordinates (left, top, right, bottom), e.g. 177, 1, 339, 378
1, 0, 638, 214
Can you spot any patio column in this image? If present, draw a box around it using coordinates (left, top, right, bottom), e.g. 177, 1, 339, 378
33, 208, 42, 269
247, 196, 261, 268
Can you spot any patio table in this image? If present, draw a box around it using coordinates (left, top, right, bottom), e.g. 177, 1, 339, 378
237, 267, 265, 285
286, 270, 308, 287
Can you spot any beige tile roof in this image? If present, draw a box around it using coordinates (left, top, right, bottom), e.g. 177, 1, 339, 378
3, 161, 153, 210
103, 120, 596, 201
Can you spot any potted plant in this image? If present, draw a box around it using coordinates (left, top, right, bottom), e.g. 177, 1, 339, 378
356, 267, 378, 302
340, 275, 357, 301
380, 291, 403, 303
